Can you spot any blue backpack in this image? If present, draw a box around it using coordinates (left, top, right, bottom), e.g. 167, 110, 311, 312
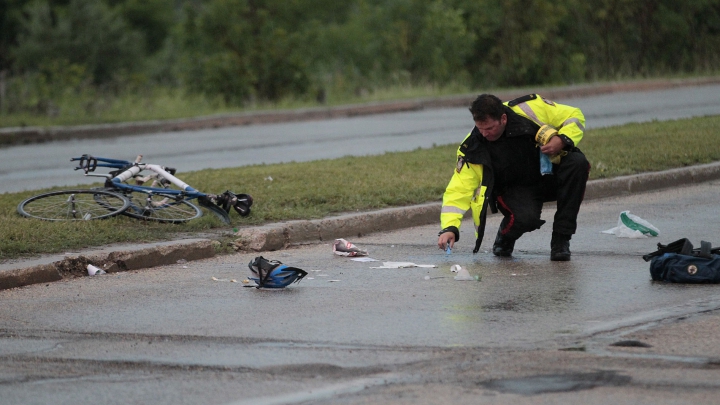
643, 239, 720, 283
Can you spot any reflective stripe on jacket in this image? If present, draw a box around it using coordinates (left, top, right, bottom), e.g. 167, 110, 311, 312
440, 94, 584, 251
508, 94, 585, 147
440, 149, 487, 243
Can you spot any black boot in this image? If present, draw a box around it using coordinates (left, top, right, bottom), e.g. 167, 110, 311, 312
493, 230, 516, 257
551, 232, 571, 261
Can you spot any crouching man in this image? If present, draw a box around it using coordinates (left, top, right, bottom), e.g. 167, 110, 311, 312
437, 94, 590, 261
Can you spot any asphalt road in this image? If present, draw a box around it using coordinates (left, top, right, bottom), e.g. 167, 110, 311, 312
1, 84, 719, 194
2, 180, 720, 404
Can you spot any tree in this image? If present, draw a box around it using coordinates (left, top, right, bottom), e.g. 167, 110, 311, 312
179, 0, 316, 103
653, 0, 720, 73
115, 0, 175, 54
413, 0, 475, 84
0, 0, 31, 73
13, 0, 145, 84
460, 0, 574, 86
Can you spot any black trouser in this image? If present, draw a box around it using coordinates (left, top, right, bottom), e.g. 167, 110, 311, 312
495, 150, 590, 241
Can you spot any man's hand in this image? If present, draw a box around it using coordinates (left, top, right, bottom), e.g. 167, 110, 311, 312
540, 135, 564, 156
438, 231, 455, 250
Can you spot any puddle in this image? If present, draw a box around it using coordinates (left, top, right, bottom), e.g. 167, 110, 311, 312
480, 371, 631, 395
610, 340, 653, 348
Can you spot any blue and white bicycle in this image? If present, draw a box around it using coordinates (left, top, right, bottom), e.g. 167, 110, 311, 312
17, 154, 252, 224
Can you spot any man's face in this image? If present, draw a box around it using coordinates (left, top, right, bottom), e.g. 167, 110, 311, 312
475, 114, 507, 142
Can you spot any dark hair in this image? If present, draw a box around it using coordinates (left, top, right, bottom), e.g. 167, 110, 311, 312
469, 94, 504, 122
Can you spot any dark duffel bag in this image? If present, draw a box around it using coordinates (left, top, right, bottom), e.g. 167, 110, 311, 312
643, 239, 720, 283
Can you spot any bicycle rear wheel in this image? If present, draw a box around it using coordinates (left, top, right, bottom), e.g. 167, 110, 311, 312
197, 196, 231, 225
104, 190, 203, 223
18, 189, 130, 221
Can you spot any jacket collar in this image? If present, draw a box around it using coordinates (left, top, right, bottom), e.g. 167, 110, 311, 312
502, 106, 540, 138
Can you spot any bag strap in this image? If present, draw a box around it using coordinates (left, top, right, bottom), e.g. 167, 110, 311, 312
643, 239, 720, 262
642, 238, 693, 262
699, 241, 713, 259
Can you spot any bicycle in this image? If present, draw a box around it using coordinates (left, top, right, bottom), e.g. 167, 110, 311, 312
17, 154, 253, 224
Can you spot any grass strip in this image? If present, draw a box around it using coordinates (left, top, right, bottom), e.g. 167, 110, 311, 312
1, 115, 719, 261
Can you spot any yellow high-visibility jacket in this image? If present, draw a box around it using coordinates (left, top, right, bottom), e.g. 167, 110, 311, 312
439, 94, 585, 252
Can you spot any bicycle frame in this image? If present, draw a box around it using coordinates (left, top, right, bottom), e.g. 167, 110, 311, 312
74, 154, 197, 193
71, 154, 245, 224
113, 162, 198, 196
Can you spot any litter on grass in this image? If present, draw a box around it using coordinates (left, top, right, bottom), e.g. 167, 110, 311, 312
602, 211, 660, 238
333, 238, 368, 256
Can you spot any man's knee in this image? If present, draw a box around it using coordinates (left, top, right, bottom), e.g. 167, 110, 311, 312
561, 151, 590, 171
556, 152, 590, 187
504, 215, 545, 239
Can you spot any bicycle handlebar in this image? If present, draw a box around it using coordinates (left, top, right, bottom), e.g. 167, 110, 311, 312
71, 154, 193, 192
72, 154, 133, 172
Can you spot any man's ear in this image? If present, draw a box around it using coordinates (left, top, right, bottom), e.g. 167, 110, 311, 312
500, 113, 507, 125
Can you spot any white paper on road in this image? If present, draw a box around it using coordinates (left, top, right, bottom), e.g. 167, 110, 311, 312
351, 257, 379, 262
211, 276, 238, 282
370, 262, 437, 269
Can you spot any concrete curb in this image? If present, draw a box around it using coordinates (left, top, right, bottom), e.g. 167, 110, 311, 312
234, 161, 720, 252
1, 161, 719, 291
584, 162, 720, 199
2, 76, 719, 147
0, 239, 217, 290
231, 202, 441, 252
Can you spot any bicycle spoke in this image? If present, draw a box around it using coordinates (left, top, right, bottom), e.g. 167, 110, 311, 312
18, 190, 130, 221
118, 191, 202, 223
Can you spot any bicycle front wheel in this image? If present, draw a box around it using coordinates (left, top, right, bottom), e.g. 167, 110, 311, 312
18, 190, 130, 221
113, 191, 202, 223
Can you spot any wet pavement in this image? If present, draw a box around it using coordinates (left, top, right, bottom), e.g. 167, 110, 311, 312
2, 180, 720, 404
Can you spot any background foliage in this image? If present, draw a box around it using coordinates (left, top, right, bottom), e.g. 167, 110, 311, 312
1, 0, 719, 120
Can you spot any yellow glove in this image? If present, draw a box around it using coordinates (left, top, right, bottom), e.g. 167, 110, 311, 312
535, 125, 567, 164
